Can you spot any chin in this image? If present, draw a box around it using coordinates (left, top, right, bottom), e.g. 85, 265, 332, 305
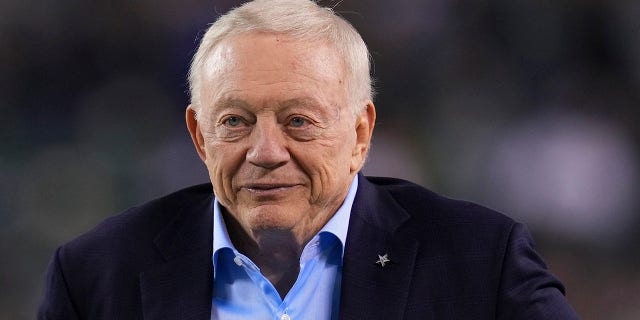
244, 205, 301, 231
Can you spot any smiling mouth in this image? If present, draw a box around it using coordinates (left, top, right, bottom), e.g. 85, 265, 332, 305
242, 184, 299, 193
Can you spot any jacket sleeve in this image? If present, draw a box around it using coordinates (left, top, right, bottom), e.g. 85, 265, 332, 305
497, 223, 580, 319
38, 247, 80, 320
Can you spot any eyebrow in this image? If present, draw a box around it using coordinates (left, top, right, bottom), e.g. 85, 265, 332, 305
214, 97, 253, 110
214, 96, 326, 111
279, 97, 325, 110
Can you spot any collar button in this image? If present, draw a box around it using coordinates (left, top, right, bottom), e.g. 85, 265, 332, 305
233, 256, 243, 266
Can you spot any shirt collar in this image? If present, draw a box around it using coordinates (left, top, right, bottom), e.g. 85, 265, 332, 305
316, 175, 357, 257
212, 175, 358, 258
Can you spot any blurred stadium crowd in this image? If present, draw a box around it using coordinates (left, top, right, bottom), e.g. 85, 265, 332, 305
1, 0, 639, 319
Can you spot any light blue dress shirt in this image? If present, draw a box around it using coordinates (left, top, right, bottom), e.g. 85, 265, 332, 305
211, 177, 358, 320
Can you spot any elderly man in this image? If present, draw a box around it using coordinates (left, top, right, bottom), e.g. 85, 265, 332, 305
39, 0, 579, 319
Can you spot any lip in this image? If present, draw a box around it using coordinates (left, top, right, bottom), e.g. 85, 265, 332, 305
240, 183, 300, 196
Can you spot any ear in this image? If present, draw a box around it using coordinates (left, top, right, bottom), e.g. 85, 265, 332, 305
350, 100, 376, 173
186, 104, 207, 162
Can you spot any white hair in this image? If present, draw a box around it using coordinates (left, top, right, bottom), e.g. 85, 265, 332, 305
188, 0, 373, 116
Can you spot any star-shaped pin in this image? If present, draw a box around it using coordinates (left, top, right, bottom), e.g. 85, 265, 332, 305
376, 254, 391, 267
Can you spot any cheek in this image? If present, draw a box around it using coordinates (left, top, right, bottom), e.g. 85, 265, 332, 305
300, 138, 356, 201
324, 128, 358, 166
204, 143, 245, 202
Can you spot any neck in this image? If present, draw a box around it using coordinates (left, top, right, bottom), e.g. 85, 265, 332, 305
224, 214, 309, 298
245, 232, 302, 299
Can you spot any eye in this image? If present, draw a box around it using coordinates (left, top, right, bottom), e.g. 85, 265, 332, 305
223, 116, 243, 127
289, 116, 307, 128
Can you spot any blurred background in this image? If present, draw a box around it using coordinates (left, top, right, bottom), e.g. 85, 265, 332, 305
2, 0, 639, 318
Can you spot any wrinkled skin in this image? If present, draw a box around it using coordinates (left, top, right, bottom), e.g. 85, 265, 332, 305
186, 32, 375, 294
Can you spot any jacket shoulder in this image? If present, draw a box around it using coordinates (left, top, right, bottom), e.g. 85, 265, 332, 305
364, 176, 515, 228
359, 176, 577, 319
41, 184, 213, 318
58, 183, 213, 264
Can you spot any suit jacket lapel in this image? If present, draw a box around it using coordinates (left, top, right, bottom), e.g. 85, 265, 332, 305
139, 193, 214, 320
339, 175, 419, 319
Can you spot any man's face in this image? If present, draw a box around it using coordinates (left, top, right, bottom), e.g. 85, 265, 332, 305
187, 32, 374, 239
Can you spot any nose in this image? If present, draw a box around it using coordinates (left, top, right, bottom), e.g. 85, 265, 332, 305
246, 120, 290, 169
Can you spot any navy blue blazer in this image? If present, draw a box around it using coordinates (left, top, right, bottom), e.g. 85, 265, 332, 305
38, 175, 579, 319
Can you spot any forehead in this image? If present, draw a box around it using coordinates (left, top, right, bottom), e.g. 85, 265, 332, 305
200, 32, 347, 106
206, 31, 344, 72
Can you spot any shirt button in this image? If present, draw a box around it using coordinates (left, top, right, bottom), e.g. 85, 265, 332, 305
233, 256, 243, 266
280, 314, 291, 320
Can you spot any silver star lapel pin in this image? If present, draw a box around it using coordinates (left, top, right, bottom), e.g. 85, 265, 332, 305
376, 253, 391, 267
